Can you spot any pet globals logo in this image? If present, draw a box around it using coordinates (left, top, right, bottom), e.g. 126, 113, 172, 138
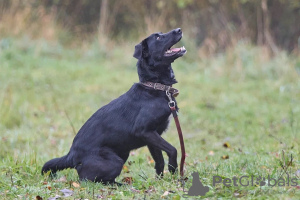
212, 175, 299, 187
183, 172, 210, 197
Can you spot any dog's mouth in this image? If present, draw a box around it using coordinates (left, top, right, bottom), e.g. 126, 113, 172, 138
164, 46, 186, 57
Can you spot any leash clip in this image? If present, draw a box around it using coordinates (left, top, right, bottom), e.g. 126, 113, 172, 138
166, 90, 176, 108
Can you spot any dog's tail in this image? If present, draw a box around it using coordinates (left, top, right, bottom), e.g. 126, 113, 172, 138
41, 154, 74, 176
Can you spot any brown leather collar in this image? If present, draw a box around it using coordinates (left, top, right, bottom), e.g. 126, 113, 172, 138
140, 81, 179, 97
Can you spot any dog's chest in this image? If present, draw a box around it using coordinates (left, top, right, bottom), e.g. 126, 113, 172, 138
155, 114, 172, 135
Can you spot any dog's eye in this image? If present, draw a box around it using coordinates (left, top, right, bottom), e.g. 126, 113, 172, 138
156, 36, 160, 40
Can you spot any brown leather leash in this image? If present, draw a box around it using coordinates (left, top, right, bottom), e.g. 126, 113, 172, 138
140, 82, 186, 177
166, 90, 186, 177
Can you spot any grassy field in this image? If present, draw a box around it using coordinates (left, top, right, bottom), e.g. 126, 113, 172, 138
0, 38, 300, 199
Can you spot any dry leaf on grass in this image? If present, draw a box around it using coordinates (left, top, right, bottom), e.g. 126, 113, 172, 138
161, 191, 169, 197
123, 165, 129, 173
145, 186, 156, 193
221, 155, 229, 159
56, 176, 67, 183
72, 182, 80, 188
36, 195, 43, 200
130, 188, 140, 193
127, 161, 135, 165
147, 156, 154, 164
223, 142, 230, 148
122, 177, 133, 185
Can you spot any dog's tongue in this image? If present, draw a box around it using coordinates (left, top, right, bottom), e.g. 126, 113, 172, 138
171, 47, 181, 52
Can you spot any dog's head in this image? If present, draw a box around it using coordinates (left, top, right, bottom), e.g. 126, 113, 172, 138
133, 28, 186, 85
133, 28, 186, 65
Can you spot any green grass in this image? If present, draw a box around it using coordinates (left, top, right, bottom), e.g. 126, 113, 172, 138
0, 38, 300, 199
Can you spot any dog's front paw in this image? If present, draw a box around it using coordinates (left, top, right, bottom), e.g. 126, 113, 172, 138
168, 162, 178, 174
155, 172, 164, 179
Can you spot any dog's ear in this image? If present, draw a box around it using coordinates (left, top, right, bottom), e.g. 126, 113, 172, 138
133, 43, 142, 59
133, 39, 148, 59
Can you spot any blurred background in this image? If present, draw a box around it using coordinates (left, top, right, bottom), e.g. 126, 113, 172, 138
0, 0, 299, 54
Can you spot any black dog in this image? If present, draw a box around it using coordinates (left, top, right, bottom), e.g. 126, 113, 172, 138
42, 28, 187, 184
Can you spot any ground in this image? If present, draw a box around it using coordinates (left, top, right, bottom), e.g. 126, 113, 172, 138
0, 39, 299, 199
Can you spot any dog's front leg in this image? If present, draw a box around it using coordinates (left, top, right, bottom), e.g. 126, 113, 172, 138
139, 132, 177, 174
148, 145, 164, 177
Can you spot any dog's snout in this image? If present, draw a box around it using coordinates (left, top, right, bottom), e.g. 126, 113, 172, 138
173, 28, 181, 34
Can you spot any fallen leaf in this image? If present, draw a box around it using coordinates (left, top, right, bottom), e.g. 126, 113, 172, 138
130, 188, 140, 193
72, 182, 80, 188
123, 165, 129, 173
127, 161, 135, 165
42, 181, 47, 185
145, 186, 156, 193
148, 159, 154, 164
56, 176, 67, 183
60, 188, 73, 197
36, 195, 43, 200
161, 191, 169, 197
221, 155, 229, 159
122, 177, 133, 185
47, 186, 52, 190
234, 193, 240, 197
147, 156, 154, 164
223, 142, 230, 148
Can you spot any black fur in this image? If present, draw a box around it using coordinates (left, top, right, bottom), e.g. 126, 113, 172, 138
42, 28, 186, 184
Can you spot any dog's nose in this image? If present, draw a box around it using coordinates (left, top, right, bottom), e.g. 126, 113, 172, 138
174, 28, 181, 34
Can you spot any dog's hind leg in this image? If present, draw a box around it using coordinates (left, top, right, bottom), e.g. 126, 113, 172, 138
76, 148, 124, 184
148, 145, 165, 177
